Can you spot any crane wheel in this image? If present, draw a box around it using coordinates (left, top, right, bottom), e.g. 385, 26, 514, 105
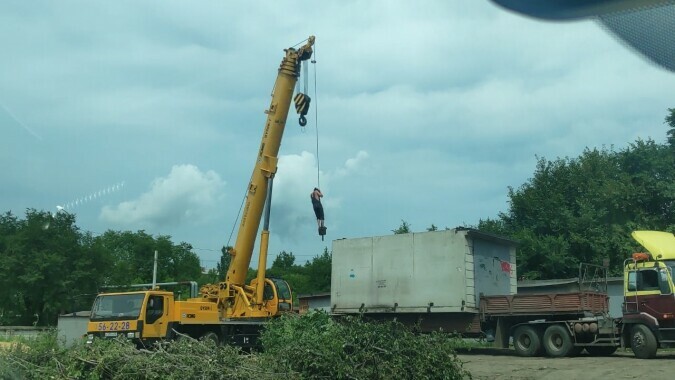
200, 331, 220, 346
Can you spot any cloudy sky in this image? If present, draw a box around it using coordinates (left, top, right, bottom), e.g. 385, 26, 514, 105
2, 1, 674, 270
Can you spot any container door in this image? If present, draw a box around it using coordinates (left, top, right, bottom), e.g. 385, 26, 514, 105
473, 239, 512, 302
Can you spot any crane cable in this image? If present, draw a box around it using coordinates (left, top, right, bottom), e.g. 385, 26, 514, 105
298, 46, 320, 188
311, 47, 320, 188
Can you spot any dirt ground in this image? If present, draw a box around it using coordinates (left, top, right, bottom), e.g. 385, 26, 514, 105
457, 349, 675, 380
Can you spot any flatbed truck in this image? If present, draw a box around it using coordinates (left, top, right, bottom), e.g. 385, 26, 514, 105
331, 229, 675, 358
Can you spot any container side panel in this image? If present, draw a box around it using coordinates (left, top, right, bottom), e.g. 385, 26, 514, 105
473, 239, 513, 301
331, 237, 373, 311
371, 234, 414, 309
412, 230, 468, 309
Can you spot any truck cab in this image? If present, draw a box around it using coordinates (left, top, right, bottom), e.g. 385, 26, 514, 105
87, 290, 173, 345
622, 230, 675, 358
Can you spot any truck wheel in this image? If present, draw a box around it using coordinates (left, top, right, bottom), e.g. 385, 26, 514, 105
513, 325, 542, 357
200, 331, 219, 346
585, 345, 618, 356
543, 325, 573, 357
631, 325, 657, 359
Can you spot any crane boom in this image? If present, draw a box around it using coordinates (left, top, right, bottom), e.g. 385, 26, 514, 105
226, 36, 315, 287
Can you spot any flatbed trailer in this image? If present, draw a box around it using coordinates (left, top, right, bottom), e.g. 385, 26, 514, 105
479, 291, 621, 357
480, 291, 609, 317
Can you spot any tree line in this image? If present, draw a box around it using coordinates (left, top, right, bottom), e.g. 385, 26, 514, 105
0, 209, 330, 326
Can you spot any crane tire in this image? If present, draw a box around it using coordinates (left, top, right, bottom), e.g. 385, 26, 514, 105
200, 331, 219, 346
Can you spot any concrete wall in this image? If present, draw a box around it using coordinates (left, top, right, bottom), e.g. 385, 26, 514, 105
298, 293, 331, 314
0, 326, 49, 340
57, 311, 90, 347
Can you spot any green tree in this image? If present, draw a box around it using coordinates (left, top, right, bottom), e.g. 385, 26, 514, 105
392, 220, 411, 234
666, 107, 675, 147
0, 210, 110, 325
426, 224, 438, 232
94, 230, 202, 287
270, 251, 296, 272
217, 246, 232, 279
480, 135, 675, 279
303, 248, 332, 293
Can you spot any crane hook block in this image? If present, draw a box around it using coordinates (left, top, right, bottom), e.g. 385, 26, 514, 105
294, 92, 311, 126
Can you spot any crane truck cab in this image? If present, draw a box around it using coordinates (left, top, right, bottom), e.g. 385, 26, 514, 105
87, 277, 293, 347
87, 290, 173, 345
622, 230, 675, 359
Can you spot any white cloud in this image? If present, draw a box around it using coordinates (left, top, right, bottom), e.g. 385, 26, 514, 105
100, 164, 225, 227
334, 150, 369, 178
270, 150, 369, 241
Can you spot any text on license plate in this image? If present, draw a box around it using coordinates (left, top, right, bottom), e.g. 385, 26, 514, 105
97, 321, 131, 331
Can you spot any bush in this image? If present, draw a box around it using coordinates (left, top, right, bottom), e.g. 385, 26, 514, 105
0, 315, 471, 379
0, 331, 279, 380
260, 311, 471, 379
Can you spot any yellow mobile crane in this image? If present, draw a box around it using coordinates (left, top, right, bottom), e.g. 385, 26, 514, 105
87, 36, 315, 348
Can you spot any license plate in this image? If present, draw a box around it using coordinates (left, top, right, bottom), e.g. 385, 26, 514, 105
97, 321, 131, 331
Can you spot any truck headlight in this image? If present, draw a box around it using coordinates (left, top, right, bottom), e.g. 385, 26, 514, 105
127, 332, 135, 338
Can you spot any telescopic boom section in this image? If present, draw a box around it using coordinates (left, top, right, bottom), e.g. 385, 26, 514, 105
226, 37, 315, 287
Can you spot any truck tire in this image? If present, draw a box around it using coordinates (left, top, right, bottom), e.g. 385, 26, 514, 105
513, 325, 542, 357
631, 324, 657, 359
543, 324, 573, 357
585, 345, 618, 356
200, 331, 219, 346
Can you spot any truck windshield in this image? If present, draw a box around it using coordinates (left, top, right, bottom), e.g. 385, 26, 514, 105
90, 293, 146, 321
665, 260, 675, 284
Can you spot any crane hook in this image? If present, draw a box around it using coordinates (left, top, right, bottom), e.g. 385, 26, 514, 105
294, 92, 311, 127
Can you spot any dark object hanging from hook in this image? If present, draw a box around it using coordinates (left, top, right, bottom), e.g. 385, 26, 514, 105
319, 226, 327, 241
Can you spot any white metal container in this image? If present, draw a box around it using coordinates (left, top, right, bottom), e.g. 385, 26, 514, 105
331, 228, 517, 314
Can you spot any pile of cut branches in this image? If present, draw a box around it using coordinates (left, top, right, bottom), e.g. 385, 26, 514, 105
261, 311, 471, 379
0, 313, 470, 379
